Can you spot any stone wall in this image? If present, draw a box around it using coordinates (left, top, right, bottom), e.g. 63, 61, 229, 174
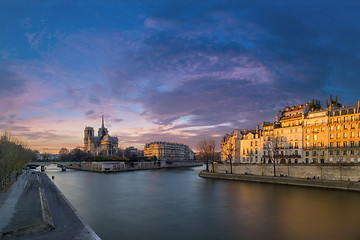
210, 163, 360, 182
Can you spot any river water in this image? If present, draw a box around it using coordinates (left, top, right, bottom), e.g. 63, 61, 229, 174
46, 165, 360, 240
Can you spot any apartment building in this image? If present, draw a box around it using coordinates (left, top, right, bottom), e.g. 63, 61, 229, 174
240, 127, 262, 163
220, 129, 244, 162
144, 141, 194, 161
220, 99, 360, 164
328, 103, 360, 163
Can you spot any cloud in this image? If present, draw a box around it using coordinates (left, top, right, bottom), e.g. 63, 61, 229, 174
1, 0, 360, 152
0, 70, 27, 98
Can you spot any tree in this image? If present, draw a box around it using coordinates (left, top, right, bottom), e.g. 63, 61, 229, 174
226, 142, 234, 174
196, 139, 216, 172
59, 147, 69, 161
0, 132, 36, 189
266, 136, 278, 177
149, 155, 157, 162
69, 148, 88, 162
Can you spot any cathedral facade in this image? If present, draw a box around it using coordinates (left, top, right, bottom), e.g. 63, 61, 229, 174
84, 115, 118, 156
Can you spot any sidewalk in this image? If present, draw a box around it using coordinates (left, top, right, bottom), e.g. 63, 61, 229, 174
0, 171, 100, 239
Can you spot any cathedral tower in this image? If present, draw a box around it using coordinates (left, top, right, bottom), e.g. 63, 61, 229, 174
84, 127, 94, 151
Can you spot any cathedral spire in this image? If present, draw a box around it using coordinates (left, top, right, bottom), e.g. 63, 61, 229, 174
102, 113, 104, 128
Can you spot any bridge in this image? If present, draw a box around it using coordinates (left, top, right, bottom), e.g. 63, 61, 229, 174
28, 162, 80, 167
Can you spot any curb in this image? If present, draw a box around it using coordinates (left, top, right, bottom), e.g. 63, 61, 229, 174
1, 187, 55, 239
46, 175, 101, 240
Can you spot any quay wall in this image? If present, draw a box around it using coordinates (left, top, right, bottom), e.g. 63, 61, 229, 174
67, 161, 202, 173
199, 171, 360, 192
210, 163, 360, 182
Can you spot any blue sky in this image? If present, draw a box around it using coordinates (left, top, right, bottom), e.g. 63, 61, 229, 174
1, 0, 360, 153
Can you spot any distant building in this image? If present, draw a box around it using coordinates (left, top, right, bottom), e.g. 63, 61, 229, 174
84, 115, 118, 156
125, 146, 144, 158
144, 141, 195, 161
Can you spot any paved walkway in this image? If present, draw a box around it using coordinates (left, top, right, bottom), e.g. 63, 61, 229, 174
0, 171, 100, 239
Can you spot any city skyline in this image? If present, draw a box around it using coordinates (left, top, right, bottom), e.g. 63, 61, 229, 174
1, 0, 360, 153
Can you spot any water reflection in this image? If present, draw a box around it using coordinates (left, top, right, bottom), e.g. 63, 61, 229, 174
47, 166, 360, 240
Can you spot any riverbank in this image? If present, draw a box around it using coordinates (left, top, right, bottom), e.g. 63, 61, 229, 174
67, 160, 203, 173
0, 171, 100, 239
199, 170, 360, 192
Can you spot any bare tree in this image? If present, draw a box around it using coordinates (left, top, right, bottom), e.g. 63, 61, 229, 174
197, 139, 216, 172
226, 142, 234, 174
266, 137, 278, 177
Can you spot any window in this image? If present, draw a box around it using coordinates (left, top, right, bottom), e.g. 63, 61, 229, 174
344, 125, 347, 130
343, 142, 347, 147
306, 135, 310, 140
331, 118, 334, 124
350, 141, 355, 147
329, 150, 333, 155
344, 116, 348, 122
330, 142, 333, 147
351, 116, 355, 121
337, 117, 341, 123
336, 133, 340, 139
336, 142, 340, 147
305, 151, 309, 156
255, 141, 257, 146
330, 133, 334, 139
351, 132, 355, 138
343, 132, 347, 138
351, 123, 355, 129
314, 135, 317, 141
343, 151, 347, 155
337, 125, 340, 130
312, 151, 316, 156
330, 126, 334, 131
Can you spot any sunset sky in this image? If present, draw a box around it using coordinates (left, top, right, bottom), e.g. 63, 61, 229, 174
1, 0, 360, 153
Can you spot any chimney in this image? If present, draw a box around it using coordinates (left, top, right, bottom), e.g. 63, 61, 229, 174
256, 125, 259, 133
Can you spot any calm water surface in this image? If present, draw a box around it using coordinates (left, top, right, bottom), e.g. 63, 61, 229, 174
46, 165, 360, 240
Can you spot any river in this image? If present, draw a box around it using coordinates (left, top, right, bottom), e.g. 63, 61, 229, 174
46, 165, 360, 240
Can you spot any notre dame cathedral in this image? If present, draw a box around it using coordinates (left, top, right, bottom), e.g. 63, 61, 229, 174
84, 115, 118, 156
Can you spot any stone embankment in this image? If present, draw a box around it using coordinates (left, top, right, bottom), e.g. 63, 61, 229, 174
67, 161, 203, 173
199, 171, 360, 191
209, 163, 360, 182
199, 163, 360, 192
0, 172, 100, 239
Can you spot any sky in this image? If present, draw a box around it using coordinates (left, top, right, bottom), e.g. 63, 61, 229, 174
1, 0, 360, 153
